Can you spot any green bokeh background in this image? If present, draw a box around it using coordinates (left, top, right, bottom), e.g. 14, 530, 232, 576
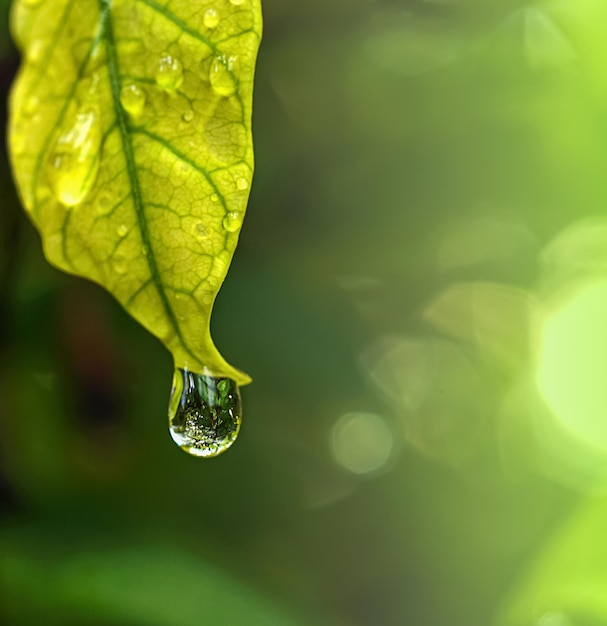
2, 1, 607, 625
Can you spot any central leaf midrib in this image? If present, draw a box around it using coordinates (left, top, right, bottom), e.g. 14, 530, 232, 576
100, 0, 195, 362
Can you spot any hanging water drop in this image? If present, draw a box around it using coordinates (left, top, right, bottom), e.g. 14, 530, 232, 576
47, 107, 101, 207
209, 55, 237, 97
120, 83, 146, 117
223, 211, 243, 232
203, 7, 220, 29
156, 55, 183, 91
168, 368, 242, 457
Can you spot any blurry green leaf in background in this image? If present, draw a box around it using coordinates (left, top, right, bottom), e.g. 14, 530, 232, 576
3, 0, 607, 625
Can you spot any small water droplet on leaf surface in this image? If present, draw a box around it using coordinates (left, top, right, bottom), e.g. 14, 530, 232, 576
209, 55, 237, 96
203, 8, 220, 29
168, 368, 242, 457
223, 211, 243, 232
47, 107, 101, 207
120, 83, 146, 117
156, 55, 183, 91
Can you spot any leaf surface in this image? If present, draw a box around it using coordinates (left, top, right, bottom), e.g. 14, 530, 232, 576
8, 0, 262, 384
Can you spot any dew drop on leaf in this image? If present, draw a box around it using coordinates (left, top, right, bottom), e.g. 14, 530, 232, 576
209, 55, 237, 97
203, 7, 220, 29
223, 211, 243, 232
168, 368, 242, 458
237, 177, 249, 190
156, 55, 183, 91
47, 107, 101, 207
120, 83, 146, 117
181, 109, 194, 123
117, 224, 128, 237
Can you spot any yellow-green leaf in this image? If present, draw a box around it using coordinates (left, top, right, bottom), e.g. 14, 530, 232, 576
8, 0, 262, 387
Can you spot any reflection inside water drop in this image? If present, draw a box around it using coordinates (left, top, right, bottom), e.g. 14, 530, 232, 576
168, 368, 242, 457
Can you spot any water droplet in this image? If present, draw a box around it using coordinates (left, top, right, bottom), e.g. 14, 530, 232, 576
181, 109, 194, 123
210, 194, 219, 203
203, 7, 220, 29
236, 177, 249, 190
223, 211, 243, 232
47, 107, 101, 207
120, 83, 146, 117
112, 255, 127, 274
168, 368, 242, 457
229, 0, 245, 5
156, 55, 183, 91
209, 55, 237, 97
117, 224, 128, 237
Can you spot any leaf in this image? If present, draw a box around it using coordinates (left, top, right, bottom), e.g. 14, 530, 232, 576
7, 0, 262, 385
0, 534, 316, 626
495, 498, 607, 626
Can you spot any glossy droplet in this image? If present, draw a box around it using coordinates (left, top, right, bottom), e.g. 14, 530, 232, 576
181, 109, 194, 123
117, 224, 128, 237
223, 211, 243, 232
203, 7, 220, 29
47, 107, 101, 207
210, 193, 219, 203
156, 55, 183, 91
237, 177, 248, 190
120, 83, 146, 117
209, 55, 237, 97
229, 0, 245, 5
168, 368, 242, 457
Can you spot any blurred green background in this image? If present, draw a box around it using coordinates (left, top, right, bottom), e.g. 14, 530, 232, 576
3, 1, 607, 624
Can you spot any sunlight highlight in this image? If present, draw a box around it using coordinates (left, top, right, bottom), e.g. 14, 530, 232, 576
538, 281, 607, 450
